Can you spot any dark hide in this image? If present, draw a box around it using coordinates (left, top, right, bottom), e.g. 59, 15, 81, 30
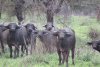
86, 39, 100, 52
0, 24, 9, 53
5, 23, 19, 58
0, 27, 3, 52
14, 26, 28, 58
43, 22, 58, 31
35, 29, 57, 53
4, 22, 28, 59
25, 22, 37, 55
52, 28, 76, 67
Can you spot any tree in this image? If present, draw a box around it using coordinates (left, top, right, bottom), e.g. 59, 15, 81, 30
97, 4, 100, 21
0, 0, 2, 19
0, 0, 5, 19
11, 0, 25, 25
1, 0, 100, 24
34, 0, 65, 23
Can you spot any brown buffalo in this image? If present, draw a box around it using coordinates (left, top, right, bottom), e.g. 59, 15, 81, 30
52, 28, 76, 67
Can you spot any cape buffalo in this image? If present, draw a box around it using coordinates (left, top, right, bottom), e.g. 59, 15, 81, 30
52, 28, 76, 67
43, 22, 58, 31
86, 39, 100, 52
4, 22, 28, 59
34, 29, 57, 53
25, 22, 37, 55
0, 24, 9, 53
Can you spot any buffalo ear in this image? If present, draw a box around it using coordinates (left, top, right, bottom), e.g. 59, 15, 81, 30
33, 25, 37, 30
52, 25, 54, 27
17, 25, 21, 29
34, 27, 37, 30
33, 31, 38, 34
52, 32, 58, 36
86, 42, 92, 46
24, 24, 27, 28
4, 25, 9, 29
43, 24, 47, 28
0, 25, 8, 31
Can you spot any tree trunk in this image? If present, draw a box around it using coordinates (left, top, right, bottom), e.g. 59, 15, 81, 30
97, 10, 100, 21
13, 0, 25, 25
37, 0, 64, 23
0, 0, 2, 19
0, 7, 1, 19
97, 5, 100, 21
46, 9, 53, 23
15, 5, 23, 25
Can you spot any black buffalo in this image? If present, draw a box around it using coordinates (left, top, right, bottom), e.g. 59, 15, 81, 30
4, 22, 28, 59
52, 28, 76, 67
14, 26, 28, 58
25, 22, 37, 55
86, 39, 100, 52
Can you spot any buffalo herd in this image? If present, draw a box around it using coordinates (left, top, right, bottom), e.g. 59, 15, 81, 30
0, 22, 100, 67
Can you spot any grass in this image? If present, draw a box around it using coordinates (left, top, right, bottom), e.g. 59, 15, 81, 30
0, 14, 100, 67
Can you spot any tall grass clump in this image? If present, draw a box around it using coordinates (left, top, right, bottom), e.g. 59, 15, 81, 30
87, 27, 100, 40
91, 57, 100, 66
20, 38, 57, 66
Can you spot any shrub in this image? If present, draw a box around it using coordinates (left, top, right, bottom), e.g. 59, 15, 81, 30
87, 27, 100, 40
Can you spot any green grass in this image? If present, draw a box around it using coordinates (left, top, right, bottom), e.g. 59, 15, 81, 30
0, 14, 100, 67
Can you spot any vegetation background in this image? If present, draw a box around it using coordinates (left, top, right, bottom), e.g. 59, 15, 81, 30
0, 0, 100, 67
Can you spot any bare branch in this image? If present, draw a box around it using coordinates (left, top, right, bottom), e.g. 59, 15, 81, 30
54, 0, 64, 14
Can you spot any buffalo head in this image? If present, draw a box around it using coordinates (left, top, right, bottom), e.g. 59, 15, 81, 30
43, 22, 54, 31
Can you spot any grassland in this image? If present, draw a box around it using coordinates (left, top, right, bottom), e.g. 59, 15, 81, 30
0, 14, 100, 67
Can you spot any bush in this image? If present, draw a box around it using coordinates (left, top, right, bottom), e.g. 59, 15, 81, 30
87, 27, 100, 40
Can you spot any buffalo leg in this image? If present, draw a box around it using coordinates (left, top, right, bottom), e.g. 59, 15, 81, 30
71, 48, 75, 65
65, 52, 69, 67
49, 44, 51, 53
30, 38, 33, 55
1, 39, 4, 53
21, 45, 24, 57
34, 39, 36, 50
62, 52, 65, 64
16, 45, 19, 58
14, 46, 17, 59
57, 50, 62, 65
8, 45, 12, 58
25, 44, 28, 55
31, 44, 33, 55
